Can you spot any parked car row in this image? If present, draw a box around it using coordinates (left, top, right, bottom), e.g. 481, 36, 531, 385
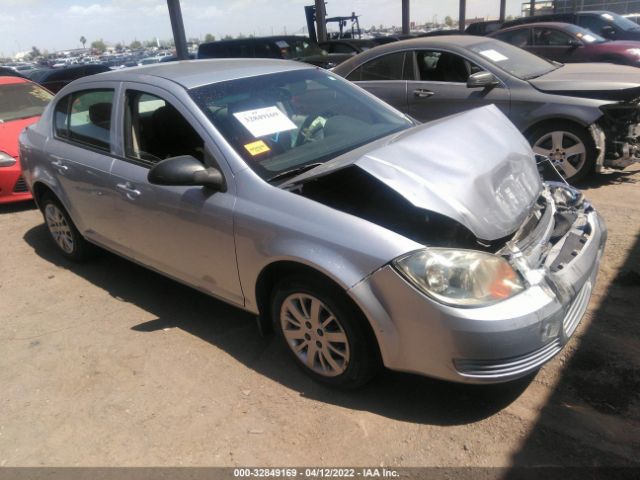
2, 13, 635, 388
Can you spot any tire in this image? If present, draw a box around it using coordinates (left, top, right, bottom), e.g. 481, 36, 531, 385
41, 193, 94, 261
271, 274, 380, 388
527, 122, 596, 183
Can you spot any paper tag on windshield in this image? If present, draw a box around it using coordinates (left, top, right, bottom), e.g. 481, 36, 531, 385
479, 49, 508, 62
244, 140, 270, 156
233, 106, 297, 138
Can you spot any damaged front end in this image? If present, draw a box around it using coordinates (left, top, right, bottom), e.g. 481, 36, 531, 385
596, 99, 640, 171
499, 182, 605, 325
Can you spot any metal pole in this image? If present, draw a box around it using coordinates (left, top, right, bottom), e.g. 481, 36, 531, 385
402, 0, 410, 35
459, 0, 466, 32
499, 0, 507, 22
529, 0, 536, 17
315, 0, 327, 42
167, 0, 189, 59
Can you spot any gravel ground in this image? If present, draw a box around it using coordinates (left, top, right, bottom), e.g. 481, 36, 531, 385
0, 165, 639, 468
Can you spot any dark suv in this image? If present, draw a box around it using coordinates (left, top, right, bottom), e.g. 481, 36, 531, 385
197, 36, 334, 68
501, 10, 640, 41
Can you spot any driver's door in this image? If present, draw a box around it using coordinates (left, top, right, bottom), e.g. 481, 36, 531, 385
109, 83, 243, 304
406, 49, 510, 123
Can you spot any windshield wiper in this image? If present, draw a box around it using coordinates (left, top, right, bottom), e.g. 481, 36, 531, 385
267, 162, 324, 184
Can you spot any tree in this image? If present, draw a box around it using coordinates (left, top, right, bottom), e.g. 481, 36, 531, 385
115, 43, 123, 52
204, 33, 215, 42
130, 40, 142, 49
91, 39, 107, 53
444, 16, 454, 27
222, 34, 233, 40
30, 46, 41, 60
80, 36, 86, 49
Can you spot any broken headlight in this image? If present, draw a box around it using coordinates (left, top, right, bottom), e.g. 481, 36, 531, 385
394, 249, 524, 307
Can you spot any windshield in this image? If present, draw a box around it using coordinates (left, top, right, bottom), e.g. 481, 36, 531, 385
0, 82, 52, 122
469, 39, 559, 80
566, 24, 607, 43
601, 11, 640, 31
189, 69, 412, 182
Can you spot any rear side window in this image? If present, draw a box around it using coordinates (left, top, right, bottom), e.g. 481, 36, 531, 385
55, 89, 114, 151
347, 52, 408, 81
493, 28, 531, 47
54, 95, 70, 138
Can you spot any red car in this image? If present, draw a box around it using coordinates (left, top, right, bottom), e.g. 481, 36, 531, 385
0, 77, 52, 204
491, 22, 640, 66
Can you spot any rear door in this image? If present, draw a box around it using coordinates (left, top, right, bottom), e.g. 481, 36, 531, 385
108, 83, 243, 303
348, 51, 411, 114
44, 85, 119, 245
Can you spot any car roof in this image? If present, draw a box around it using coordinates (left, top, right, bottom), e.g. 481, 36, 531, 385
71, 58, 313, 90
339, 35, 489, 56
496, 21, 580, 32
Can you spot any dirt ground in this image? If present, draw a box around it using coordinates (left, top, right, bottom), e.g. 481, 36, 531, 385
0, 165, 639, 469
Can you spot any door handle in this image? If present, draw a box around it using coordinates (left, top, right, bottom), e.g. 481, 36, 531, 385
51, 160, 69, 172
413, 89, 434, 98
116, 182, 141, 199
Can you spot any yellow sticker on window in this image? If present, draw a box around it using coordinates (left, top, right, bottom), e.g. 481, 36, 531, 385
244, 140, 270, 156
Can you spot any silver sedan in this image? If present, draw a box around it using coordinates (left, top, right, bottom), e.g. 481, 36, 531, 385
19, 59, 606, 387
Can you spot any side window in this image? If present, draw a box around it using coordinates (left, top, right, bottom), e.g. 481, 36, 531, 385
332, 43, 357, 54
533, 28, 573, 46
66, 89, 114, 151
347, 52, 406, 81
578, 16, 607, 35
54, 95, 70, 138
493, 29, 531, 47
124, 90, 204, 164
416, 50, 476, 83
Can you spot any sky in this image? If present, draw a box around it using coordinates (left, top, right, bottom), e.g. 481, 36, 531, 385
0, 0, 523, 57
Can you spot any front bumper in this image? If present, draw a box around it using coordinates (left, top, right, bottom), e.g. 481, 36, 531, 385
349, 191, 607, 384
0, 160, 32, 204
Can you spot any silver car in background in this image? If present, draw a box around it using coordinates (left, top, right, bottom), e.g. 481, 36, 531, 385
332, 36, 640, 182
19, 60, 606, 388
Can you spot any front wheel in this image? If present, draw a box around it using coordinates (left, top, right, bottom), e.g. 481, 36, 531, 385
271, 275, 380, 388
528, 122, 596, 183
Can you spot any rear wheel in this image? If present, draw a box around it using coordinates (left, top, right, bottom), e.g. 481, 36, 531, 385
528, 122, 596, 183
41, 193, 93, 261
271, 275, 380, 388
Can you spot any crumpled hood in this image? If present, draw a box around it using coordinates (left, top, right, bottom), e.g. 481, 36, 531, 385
289, 105, 541, 241
354, 106, 541, 241
529, 63, 640, 99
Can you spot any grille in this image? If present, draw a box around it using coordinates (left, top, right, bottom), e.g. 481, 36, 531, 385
563, 279, 592, 338
455, 339, 562, 379
13, 176, 28, 193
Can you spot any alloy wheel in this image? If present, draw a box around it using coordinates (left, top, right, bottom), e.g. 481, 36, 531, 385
532, 130, 587, 180
280, 293, 350, 377
44, 203, 74, 254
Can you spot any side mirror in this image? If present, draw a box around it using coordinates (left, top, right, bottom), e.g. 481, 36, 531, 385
467, 71, 499, 89
148, 155, 226, 191
568, 38, 582, 47
601, 25, 616, 38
